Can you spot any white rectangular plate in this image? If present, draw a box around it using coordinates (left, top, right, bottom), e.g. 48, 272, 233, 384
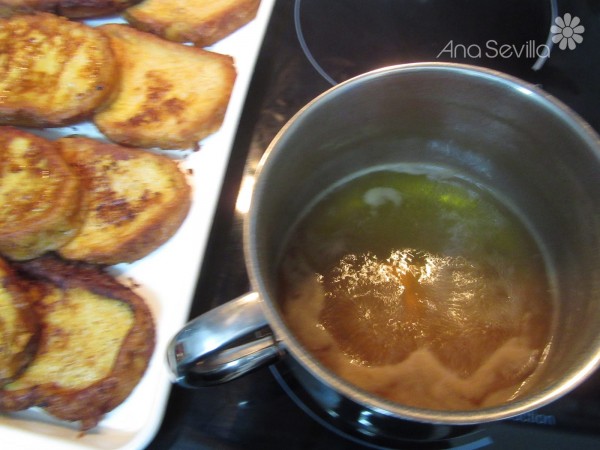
0, 1, 275, 448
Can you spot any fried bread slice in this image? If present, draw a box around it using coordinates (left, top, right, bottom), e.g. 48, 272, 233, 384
0, 12, 117, 127
124, 0, 260, 47
0, 127, 83, 260
0, 254, 155, 431
0, 256, 40, 386
93, 24, 236, 149
57, 136, 192, 264
0, 0, 142, 18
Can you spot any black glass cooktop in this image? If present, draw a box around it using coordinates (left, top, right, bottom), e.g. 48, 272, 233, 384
147, 1, 600, 448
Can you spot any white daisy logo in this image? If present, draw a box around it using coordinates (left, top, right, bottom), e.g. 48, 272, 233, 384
551, 13, 585, 50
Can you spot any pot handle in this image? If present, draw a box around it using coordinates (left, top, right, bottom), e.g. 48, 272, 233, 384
166, 292, 284, 387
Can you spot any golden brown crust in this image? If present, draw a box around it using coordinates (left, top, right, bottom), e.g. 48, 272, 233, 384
0, 13, 117, 127
0, 0, 142, 18
0, 127, 83, 260
93, 24, 236, 149
57, 136, 192, 264
0, 257, 40, 386
0, 253, 155, 431
124, 0, 261, 47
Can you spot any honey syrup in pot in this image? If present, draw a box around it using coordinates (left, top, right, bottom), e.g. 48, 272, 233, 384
278, 167, 553, 410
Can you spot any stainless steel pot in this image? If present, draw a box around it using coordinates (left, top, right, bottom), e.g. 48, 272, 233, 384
168, 63, 600, 431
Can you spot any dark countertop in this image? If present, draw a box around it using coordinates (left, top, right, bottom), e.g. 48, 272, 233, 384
147, 1, 600, 448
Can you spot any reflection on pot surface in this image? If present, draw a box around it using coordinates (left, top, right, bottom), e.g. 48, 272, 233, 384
279, 168, 553, 411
